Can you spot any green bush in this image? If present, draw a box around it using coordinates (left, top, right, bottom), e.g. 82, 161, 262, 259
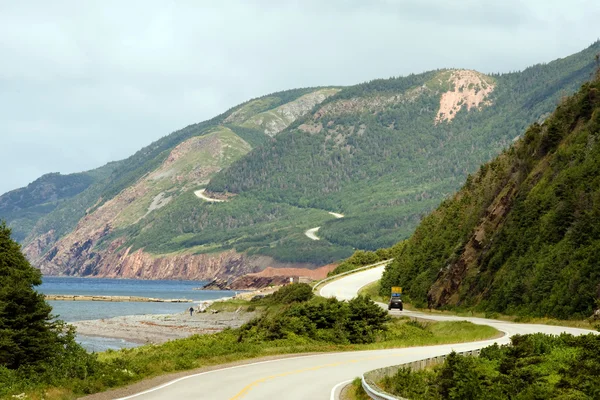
270, 283, 314, 304
239, 295, 389, 345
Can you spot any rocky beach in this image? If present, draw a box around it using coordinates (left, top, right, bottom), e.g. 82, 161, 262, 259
70, 287, 282, 346
72, 308, 259, 345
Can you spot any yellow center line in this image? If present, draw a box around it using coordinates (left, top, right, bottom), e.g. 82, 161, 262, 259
228, 353, 408, 399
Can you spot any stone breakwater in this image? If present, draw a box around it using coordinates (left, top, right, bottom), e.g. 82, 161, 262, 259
45, 295, 192, 303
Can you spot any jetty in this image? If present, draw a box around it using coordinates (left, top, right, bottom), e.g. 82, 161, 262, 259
45, 295, 192, 303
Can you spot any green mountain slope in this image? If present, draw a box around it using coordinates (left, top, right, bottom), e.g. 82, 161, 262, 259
14, 88, 333, 254
17, 87, 341, 278
0, 164, 118, 242
381, 68, 600, 319
106, 42, 600, 272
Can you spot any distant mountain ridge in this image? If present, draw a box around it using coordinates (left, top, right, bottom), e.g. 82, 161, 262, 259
0, 164, 119, 242
2, 41, 599, 281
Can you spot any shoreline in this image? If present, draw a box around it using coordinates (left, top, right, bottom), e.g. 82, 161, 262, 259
70, 288, 281, 347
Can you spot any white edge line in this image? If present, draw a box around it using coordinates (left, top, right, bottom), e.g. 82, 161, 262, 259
330, 379, 353, 400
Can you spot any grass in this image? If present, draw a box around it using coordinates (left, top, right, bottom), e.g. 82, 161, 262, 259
206, 298, 259, 313
241, 88, 341, 133
341, 378, 370, 400
404, 306, 597, 330
358, 280, 387, 303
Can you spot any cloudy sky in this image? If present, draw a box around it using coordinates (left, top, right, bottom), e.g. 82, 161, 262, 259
1, 0, 598, 194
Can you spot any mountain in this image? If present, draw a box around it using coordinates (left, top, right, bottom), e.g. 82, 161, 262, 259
3, 41, 599, 281
19, 87, 341, 279
381, 67, 600, 319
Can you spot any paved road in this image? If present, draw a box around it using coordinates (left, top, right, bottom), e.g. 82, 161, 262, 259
194, 188, 226, 202
304, 226, 321, 241
120, 267, 595, 400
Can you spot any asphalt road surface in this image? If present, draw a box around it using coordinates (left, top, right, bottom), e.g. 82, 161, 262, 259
119, 266, 595, 400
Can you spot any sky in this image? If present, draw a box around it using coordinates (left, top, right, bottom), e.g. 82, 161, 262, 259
1, 0, 598, 194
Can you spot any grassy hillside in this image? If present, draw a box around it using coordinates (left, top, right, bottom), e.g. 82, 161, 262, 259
381, 68, 600, 319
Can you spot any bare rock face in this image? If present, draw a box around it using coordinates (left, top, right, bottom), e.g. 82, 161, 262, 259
435, 70, 495, 124
427, 181, 516, 308
35, 230, 321, 281
23, 229, 55, 264
37, 234, 259, 280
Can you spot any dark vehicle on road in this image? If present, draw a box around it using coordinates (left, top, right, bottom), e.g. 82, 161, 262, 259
388, 296, 403, 311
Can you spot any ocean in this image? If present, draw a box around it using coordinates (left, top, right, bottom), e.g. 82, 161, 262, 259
38, 276, 238, 352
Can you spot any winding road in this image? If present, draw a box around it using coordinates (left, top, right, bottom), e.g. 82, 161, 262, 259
305, 226, 321, 240
119, 266, 595, 400
304, 211, 344, 240
194, 188, 226, 203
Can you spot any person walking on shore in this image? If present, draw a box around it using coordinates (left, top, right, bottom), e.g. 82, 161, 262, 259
189, 306, 194, 317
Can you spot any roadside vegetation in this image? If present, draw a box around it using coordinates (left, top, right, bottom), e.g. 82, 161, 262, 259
361, 280, 598, 330
0, 234, 498, 400
342, 378, 370, 400
380, 333, 600, 400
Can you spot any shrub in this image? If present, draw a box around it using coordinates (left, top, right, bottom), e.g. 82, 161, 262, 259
270, 283, 314, 304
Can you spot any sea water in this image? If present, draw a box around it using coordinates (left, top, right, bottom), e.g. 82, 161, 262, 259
38, 277, 238, 352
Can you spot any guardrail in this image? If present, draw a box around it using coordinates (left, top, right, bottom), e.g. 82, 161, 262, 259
361, 349, 481, 400
312, 259, 393, 293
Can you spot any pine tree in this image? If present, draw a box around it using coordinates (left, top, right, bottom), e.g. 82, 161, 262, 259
0, 221, 62, 369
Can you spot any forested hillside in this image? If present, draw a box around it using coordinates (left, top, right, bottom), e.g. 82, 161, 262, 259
3, 42, 599, 281
17, 87, 343, 279
204, 42, 599, 251
17, 87, 323, 254
381, 68, 600, 319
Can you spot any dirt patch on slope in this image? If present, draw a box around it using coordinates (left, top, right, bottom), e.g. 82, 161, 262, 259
435, 70, 495, 124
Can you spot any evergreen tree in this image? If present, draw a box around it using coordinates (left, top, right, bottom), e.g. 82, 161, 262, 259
0, 221, 63, 369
